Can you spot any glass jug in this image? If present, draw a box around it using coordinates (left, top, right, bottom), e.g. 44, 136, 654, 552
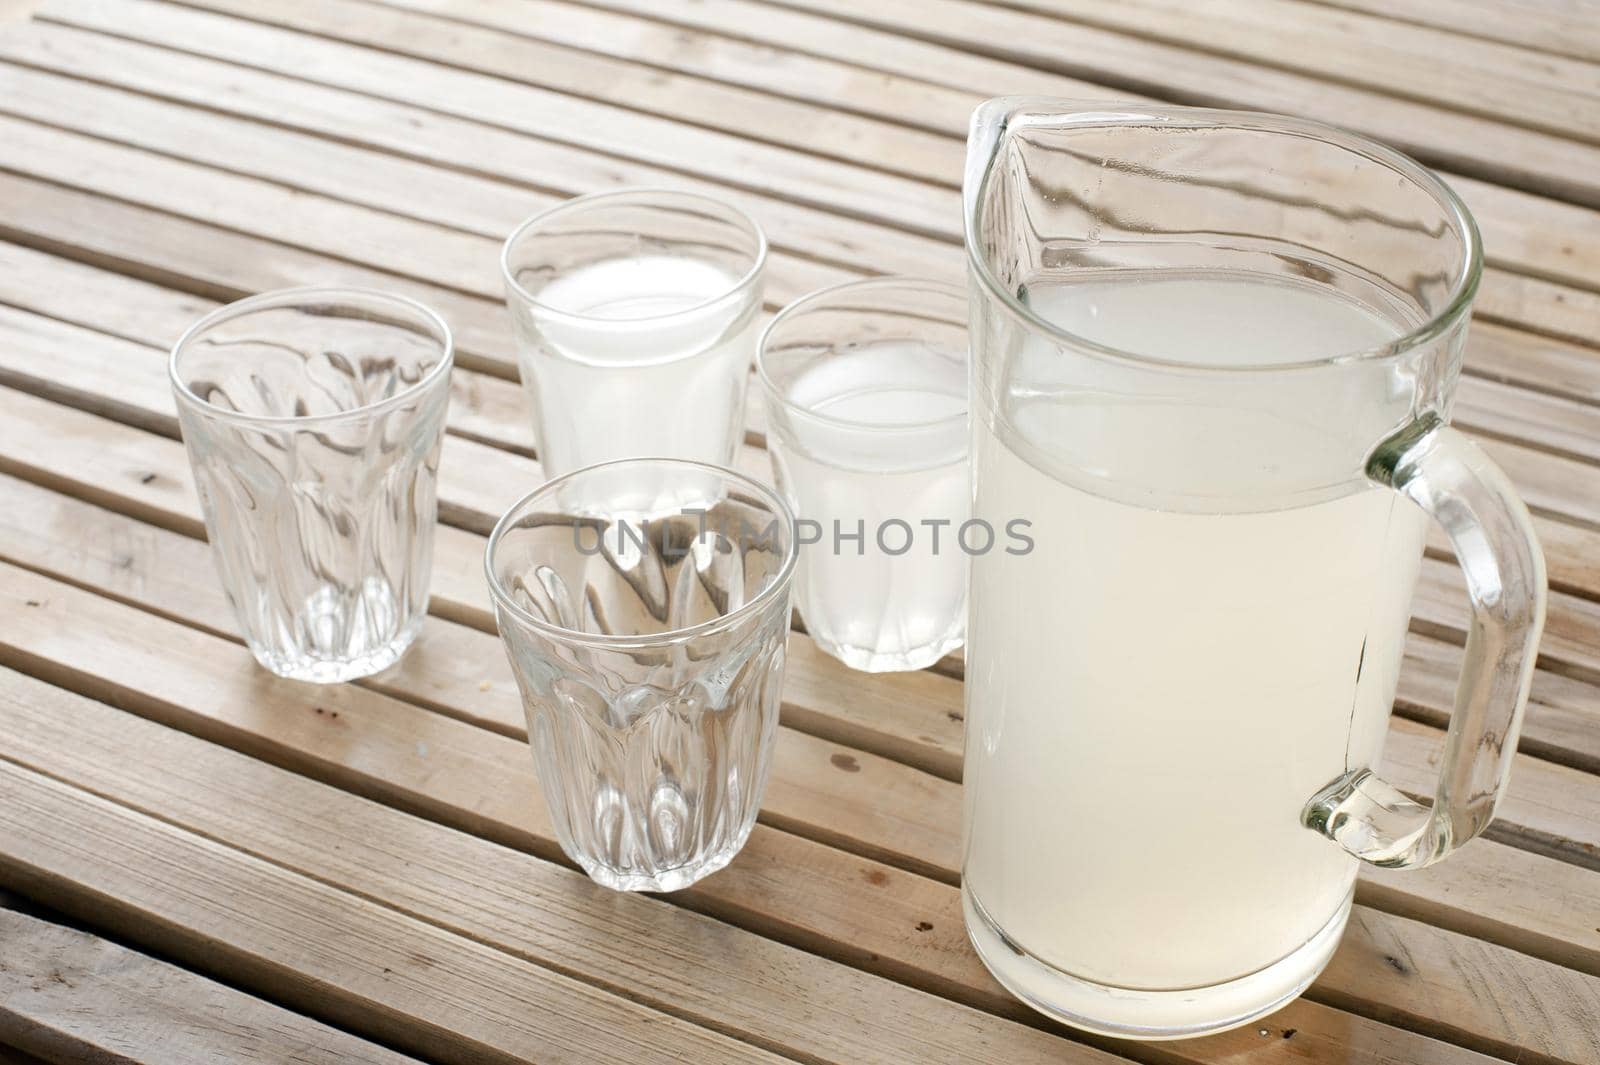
960, 99, 1547, 1039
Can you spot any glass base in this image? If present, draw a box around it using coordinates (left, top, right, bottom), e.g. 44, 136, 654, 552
248, 622, 421, 684
814, 632, 964, 673
963, 883, 1349, 1040
572, 826, 751, 893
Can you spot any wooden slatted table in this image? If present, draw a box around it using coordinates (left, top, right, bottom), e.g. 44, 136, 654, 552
0, 0, 1596, 1061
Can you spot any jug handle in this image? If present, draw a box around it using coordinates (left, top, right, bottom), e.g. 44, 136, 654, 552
1302, 413, 1546, 869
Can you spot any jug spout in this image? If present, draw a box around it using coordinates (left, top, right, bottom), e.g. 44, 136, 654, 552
962, 97, 1155, 264
960, 95, 1019, 230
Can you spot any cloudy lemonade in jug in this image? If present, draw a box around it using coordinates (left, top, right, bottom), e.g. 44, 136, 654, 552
963, 273, 1430, 991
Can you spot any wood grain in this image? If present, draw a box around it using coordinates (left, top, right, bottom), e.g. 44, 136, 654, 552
2, 51, 1596, 485
771, 0, 1600, 206
0, 908, 427, 1065
985, 0, 1600, 144
21, 4, 1600, 333
37, 0, 958, 238
367, 0, 1600, 299
0, 761, 806, 1065
0, 22, 952, 278
0, 111, 853, 311
1308, 0, 1600, 64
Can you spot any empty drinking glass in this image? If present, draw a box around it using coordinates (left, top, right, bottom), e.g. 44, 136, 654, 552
758, 277, 969, 672
501, 189, 767, 478
170, 287, 452, 683
486, 458, 798, 891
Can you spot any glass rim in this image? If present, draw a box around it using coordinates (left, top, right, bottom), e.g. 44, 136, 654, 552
499, 187, 769, 327
484, 457, 799, 649
756, 275, 970, 435
965, 99, 1485, 374
168, 286, 454, 428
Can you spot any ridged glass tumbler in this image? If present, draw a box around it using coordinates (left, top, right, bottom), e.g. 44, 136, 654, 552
170, 287, 453, 683
486, 459, 797, 891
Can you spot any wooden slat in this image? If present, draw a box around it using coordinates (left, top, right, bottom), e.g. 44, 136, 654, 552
4, 47, 1598, 422
0, 174, 520, 372
4, 35, 1597, 440
1308, 0, 1600, 64
0, 570, 1573, 1063
984, 0, 1600, 145
25, 0, 1600, 327
0, 908, 426, 1065
1316, 904, 1600, 1062
0, 667, 1500, 1065
1454, 377, 1600, 466
0, 21, 953, 279
391, 0, 983, 133
1400, 632, 1600, 776
1414, 557, 1600, 687
589, 0, 1122, 103
767, 0, 1600, 207
0, 111, 853, 311
0, 114, 499, 296
36, 0, 957, 238
0, 765, 815, 1065
1473, 270, 1600, 351
209, 0, 969, 187
1360, 834, 1600, 982
1465, 321, 1600, 407
373, 0, 1600, 298
0, 54, 896, 295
